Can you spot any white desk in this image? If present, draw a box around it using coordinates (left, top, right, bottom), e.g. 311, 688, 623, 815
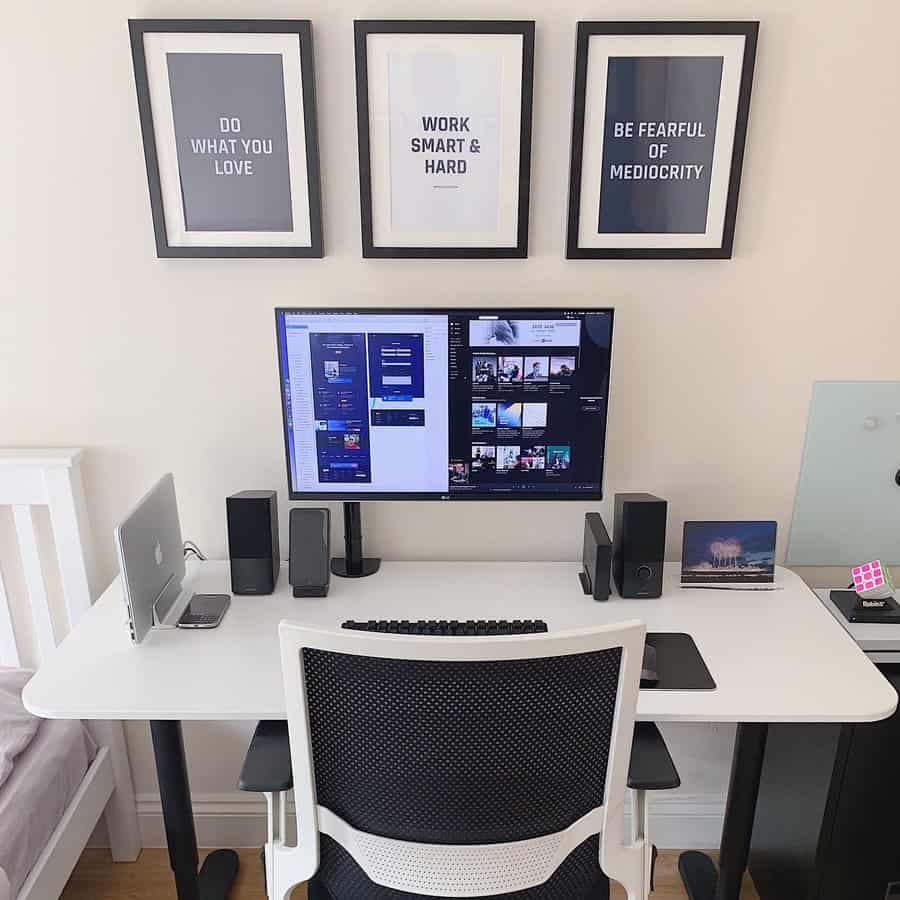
23, 560, 896, 900
24, 561, 895, 724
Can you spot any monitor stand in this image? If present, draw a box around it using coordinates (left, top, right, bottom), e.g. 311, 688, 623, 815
331, 501, 381, 579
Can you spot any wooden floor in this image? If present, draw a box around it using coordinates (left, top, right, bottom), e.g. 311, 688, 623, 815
61, 848, 759, 899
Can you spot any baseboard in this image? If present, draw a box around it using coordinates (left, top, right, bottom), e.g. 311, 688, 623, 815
632, 792, 726, 849
123, 791, 724, 851
134, 793, 274, 850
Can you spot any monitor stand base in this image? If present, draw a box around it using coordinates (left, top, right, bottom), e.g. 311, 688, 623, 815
331, 501, 381, 579
331, 557, 381, 578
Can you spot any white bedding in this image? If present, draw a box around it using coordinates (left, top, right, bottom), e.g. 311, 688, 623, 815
0, 717, 96, 896
0, 671, 40, 790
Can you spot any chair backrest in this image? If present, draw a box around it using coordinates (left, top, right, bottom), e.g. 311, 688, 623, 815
277, 621, 646, 898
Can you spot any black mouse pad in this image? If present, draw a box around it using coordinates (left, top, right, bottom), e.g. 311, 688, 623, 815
645, 632, 716, 690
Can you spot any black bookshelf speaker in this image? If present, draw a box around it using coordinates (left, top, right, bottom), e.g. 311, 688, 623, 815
226, 491, 279, 595
612, 493, 667, 599
289, 508, 330, 598
581, 513, 612, 601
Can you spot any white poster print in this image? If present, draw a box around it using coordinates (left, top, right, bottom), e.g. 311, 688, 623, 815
388, 50, 502, 231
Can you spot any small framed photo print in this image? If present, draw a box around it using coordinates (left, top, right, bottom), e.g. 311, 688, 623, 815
129, 19, 324, 258
567, 22, 758, 260
354, 20, 535, 259
681, 521, 777, 587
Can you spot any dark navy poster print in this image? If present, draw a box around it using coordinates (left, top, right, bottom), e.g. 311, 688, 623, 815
598, 56, 723, 234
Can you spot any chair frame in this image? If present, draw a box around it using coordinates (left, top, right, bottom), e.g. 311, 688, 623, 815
272, 620, 648, 900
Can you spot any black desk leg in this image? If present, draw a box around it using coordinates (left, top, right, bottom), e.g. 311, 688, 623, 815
679, 723, 768, 900
150, 721, 239, 900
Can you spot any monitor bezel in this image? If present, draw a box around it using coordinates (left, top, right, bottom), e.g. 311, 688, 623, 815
275, 306, 614, 501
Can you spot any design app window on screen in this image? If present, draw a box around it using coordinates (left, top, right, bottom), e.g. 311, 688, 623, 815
276, 308, 613, 499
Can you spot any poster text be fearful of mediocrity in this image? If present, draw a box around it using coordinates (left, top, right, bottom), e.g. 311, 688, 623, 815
608, 120, 710, 181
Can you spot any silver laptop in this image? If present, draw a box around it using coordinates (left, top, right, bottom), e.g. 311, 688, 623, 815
115, 473, 188, 643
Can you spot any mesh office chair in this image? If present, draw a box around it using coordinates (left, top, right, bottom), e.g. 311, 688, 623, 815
241, 621, 677, 900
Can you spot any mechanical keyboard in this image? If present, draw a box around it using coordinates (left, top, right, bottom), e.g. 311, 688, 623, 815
341, 618, 549, 636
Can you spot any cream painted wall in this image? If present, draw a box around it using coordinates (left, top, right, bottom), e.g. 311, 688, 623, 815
3, 0, 900, 847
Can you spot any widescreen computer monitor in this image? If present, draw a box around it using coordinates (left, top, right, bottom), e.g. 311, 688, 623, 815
275, 308, 614, 500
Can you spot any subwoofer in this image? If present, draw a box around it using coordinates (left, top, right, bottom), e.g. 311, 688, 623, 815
612, 493, 667, 599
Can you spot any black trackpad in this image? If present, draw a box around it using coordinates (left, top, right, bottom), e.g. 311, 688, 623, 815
643, 632, 716, 690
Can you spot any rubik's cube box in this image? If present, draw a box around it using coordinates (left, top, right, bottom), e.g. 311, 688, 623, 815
831, 560, 898, 623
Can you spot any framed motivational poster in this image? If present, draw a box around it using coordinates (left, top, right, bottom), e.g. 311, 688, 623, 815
129, 20, 323, 258
567, 22, 758, 259
354, 20, 535, 258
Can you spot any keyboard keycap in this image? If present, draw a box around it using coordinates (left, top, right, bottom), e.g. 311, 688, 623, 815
340, 618, 548, 637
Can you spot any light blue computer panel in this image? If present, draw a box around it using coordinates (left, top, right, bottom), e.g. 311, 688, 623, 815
787, 381, 900, 566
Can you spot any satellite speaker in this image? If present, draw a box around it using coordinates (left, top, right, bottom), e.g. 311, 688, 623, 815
289, 508, 330, 598
580, 513, 612, 601
613, 493, 667, 599
226, 491, 279, 595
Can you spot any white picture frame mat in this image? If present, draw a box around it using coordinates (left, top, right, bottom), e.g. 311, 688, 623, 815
366, 32, 524, 248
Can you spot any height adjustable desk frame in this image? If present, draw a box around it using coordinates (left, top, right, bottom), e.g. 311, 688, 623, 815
24, 561, 896, 900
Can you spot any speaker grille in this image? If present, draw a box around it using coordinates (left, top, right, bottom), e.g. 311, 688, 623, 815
227, 494, 274, 559
622, 502, 666, 563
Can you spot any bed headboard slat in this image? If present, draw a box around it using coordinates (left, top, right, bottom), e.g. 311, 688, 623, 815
0, 562, 19, 667
0, 449, 92, 668
44, 464, 94, 630
12, 504, 56, 662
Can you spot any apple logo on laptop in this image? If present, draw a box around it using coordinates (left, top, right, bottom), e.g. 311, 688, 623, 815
154, 540, 163, 566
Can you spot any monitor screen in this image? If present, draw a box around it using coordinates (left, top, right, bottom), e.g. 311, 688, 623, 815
275, 308, 614, 500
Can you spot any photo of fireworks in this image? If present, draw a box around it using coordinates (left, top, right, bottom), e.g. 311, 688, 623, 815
681, 521, 777, 584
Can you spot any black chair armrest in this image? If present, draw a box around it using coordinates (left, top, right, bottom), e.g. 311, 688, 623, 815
239, 721, 677, 793
628, 722, 681, 791
239, 720, 293, 792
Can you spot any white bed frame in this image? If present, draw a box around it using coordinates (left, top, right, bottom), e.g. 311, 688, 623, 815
0, 449, 140, 900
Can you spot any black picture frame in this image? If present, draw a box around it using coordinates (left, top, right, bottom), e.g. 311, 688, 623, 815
566, 21, 758, 260
129, 19, 324, 258
354, 20, 535, 259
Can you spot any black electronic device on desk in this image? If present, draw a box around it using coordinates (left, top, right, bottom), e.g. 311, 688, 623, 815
177, 594, 231, 629
581, 512, 612, 601
289, 508, 330, 597
830, 588, 900, 624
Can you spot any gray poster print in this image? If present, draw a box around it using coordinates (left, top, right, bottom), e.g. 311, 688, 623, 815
167, 52, 293, 232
